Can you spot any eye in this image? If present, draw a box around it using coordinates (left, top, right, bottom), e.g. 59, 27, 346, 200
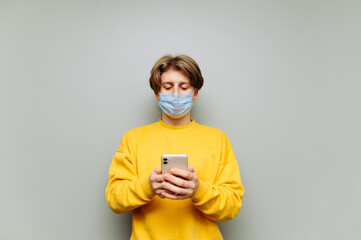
180, 84, 190, 91
162, 84, 172, 90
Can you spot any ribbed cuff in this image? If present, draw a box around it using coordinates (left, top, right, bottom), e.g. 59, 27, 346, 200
191, 180, 208, 202
139, 177, 156, 199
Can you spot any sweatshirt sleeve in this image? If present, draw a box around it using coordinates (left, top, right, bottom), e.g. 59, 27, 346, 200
191, 132, 244, 222
105, 132, 155, 214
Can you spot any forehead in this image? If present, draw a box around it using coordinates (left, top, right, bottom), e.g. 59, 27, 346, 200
160, 69, 190, 84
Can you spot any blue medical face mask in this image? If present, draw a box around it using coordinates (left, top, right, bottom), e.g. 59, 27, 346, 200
158, 93, 194, 119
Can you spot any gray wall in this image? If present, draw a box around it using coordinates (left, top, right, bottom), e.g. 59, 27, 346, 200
1, 0, 360, 239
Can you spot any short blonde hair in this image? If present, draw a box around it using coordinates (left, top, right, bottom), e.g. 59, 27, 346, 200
149, 55, 204, 93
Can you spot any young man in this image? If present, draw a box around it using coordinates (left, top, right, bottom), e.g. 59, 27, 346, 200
106, 55, 244, 240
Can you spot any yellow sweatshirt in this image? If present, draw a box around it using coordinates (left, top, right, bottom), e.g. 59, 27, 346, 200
106, 119, 244, 240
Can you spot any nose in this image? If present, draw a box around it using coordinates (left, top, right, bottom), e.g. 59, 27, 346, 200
172, 87, 180, 94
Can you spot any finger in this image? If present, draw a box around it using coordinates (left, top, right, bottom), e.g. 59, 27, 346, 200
161, 191, 188, 200
154, 188, 166, 196
161, 181, 192, 195
169, 168, 194, 180
164, 173, 194, 189
154, 167, 162, 174
150, 172, 164, 183
152, 182, 164, 190
188, 165, 195, 172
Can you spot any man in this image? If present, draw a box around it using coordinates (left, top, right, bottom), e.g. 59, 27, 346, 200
106, 55, 244, 240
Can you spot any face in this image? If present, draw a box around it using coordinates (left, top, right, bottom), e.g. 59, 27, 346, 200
155, 69, 198, 101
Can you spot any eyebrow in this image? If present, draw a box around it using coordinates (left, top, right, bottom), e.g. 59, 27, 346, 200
161, 81, 190, 85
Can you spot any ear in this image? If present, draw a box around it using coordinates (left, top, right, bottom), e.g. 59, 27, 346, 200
192, 89, 199, 101
154, 91, 160, 101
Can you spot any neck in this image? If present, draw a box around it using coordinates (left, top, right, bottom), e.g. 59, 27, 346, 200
161, 112, 192, 126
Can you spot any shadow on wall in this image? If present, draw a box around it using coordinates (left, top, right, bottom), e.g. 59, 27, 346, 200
109, 211, 132, 239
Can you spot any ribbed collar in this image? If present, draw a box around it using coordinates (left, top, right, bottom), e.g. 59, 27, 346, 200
157, 118, 196, 131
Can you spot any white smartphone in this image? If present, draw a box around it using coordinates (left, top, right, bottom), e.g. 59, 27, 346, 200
161, 154, 188, 174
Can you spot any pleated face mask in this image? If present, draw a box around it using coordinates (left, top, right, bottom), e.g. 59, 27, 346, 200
158, 93, 193, 119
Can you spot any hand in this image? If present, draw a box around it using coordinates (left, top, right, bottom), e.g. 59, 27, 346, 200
161, 165, 199, 200
149, 167, 165, 198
